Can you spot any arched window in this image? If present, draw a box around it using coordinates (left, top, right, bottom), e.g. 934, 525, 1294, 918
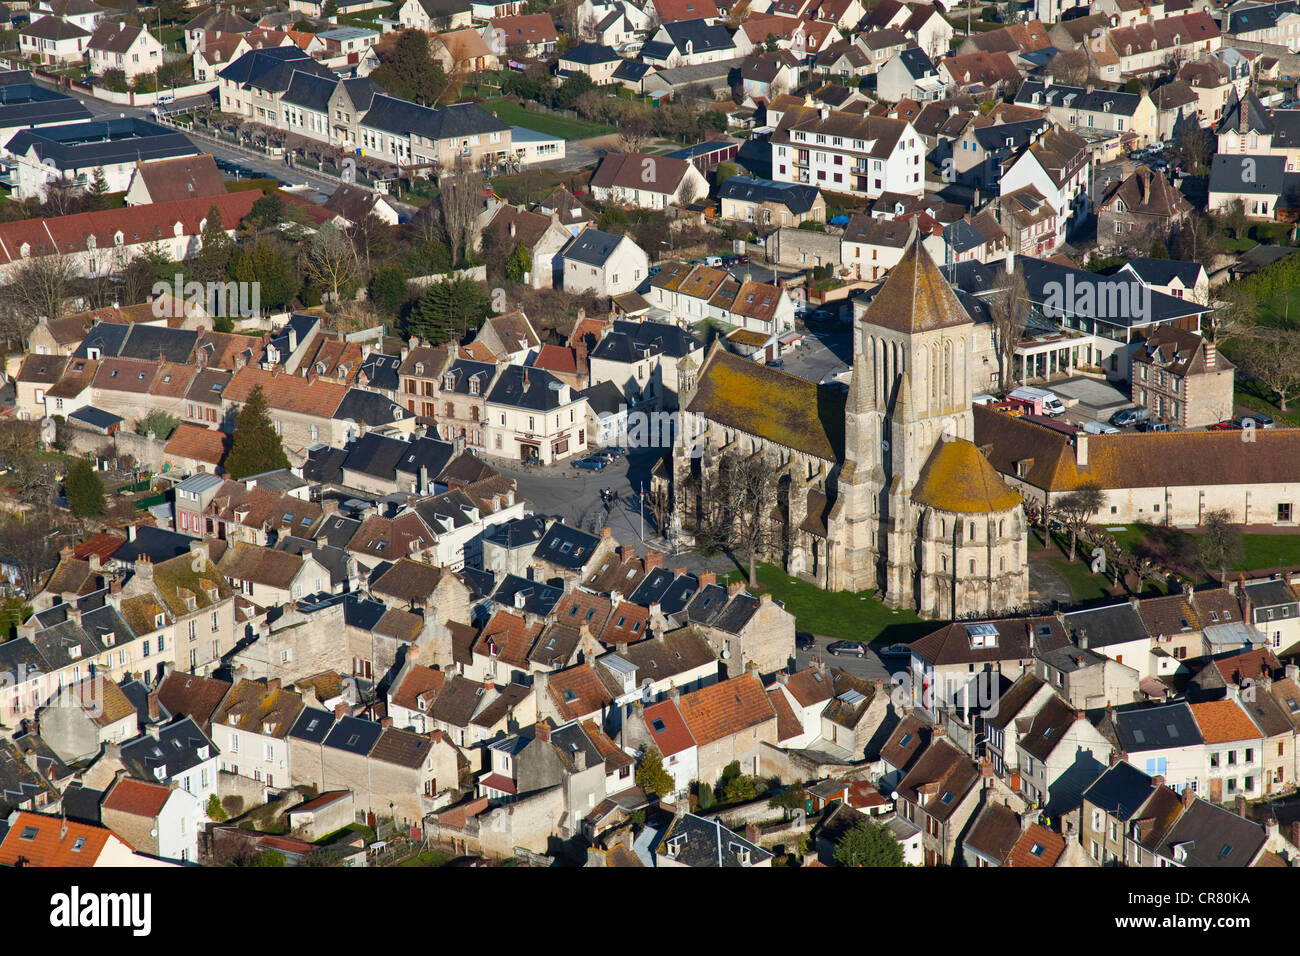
999, 557, 1006, 572
998, 519, 1004, 537
968, 521, 976, 539
940, 518, 946, 537
941, 554, 948, 572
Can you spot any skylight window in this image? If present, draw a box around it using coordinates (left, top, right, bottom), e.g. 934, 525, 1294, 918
347, 735, 360, 746
900, 733, 912, 747
563, 690, 576, 702
19, 826, 37, 841
1029, 843, 1045, 857
940, 791, 953, 804
72, 837, 86, 852
652, 719, 666, 733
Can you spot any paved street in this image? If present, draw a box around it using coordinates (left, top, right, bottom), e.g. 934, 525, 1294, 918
782, 323, 853, 385
795, 634, 905, 684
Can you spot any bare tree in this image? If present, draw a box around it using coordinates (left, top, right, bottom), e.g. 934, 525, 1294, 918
1208, 285, 1256, 346
433, 158, 487, 267
988, 264, 1031, 391
618, 109, 656, 154
1199, 509, 1244, 583
0, 515, 59, 596
1054, 482, 1105, 563
1045, 49, 1089, 86
1236, 327, 1300, 411
698, 450, 784, 587
1, 251, 76, 327
303, 223, 359, 304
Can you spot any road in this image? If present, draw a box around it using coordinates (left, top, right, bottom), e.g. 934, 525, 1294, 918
45, 84, 344, 198
795, 634, 904, 685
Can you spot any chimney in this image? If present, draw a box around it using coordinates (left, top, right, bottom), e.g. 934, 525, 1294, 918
1288, 664, 1299, 683
86, 553, 101, 574
1234, 794, 1247, 818
573, 747, 587, 771
1152, 774, 1165, 787
644, 550, 663, 570
745, 661, 758, 679
669, 685, 680, 703
1181, 786, 1196, 809
600, 527, 612, 539
1078, 628, 1089, 650
535, 720, 551, 742
323, 499, 338, 515
1291, 820, 1300, 849
728, 581, 745, 597
334, 702, 349, 720
147, 693, 160, 721
380, 716, 393, 728
265, 678, 281, 693
1203, 341, 1216, 369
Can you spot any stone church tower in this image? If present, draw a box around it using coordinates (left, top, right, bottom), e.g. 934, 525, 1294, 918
845, 235, 1028, 618
675, 234, 1027, 620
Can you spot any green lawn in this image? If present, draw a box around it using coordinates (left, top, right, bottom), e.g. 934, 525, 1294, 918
1103, 524, 1300, 574
723, 562, 933, 644
480, 98, 614, 139
1255, 286, 1300, 328
398, 849, 452, 867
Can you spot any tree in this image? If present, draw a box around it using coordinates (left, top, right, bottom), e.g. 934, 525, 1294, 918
988, 263, 1030, 391
1044, 49, 1089, 86
634, 747, 676, 798
697, 450, 782, 588
64, 459, 106, 517
505, 244, 532, 284
433, 159, 486, 267
369, 264, 411, 316
324, 0, 338, 15
136, 410, 179, 440
303, 223, 359, 304
1054, 482, 1105, 562
697, 782, 715, 811
722, 773, 757, 804
405, 277, 492, 345
206, 794, 228, 822
1236, 328, 1300, 411
767, 781, 805, 819
0, 516, 59, 595
1208, 285, 1256, 346
715, 161, 740, 186
3, 251, 75, 326
1224, 198, 1249, 242
618, 108, 655, 153
833, 820, 905, 867
225, 386, 291, 480
231, 240, 300, 311
1178, 121, 1213, 173
244, 193, 285, 233
1199, 509, 1243, 583
191, 205, 234, 286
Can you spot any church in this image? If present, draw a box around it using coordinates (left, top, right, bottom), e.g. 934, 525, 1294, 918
672, 236, 1029, 620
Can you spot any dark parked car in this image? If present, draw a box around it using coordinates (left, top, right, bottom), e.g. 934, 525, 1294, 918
880, 642, 912, 658
1110, 407, 1150, 428
827, 641, 867, 658
766, 358, 784, 369
573, 456, 608, 471
795, 631, 815, 650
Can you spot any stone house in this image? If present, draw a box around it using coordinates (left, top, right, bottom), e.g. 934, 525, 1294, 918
209, 677, 305, 791
1097, 167, 1195, 255
38, 675, 138, 765
100, 774, 204, 864
894, 733, 982, 866
675, 671, 778, 784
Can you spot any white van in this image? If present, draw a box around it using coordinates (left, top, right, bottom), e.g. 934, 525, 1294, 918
1008, 385, 1066, 417
1082, 420, 1120, 434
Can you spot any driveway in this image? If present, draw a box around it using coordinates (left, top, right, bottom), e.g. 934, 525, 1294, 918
795, 634, 906, 684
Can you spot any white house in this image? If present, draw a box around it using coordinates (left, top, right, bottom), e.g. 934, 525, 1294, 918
86, 22, 165, 80
998, 126, 1090, 245
588, 152, 708, 210
771, 104, 925, 198
559, 228, 649, 297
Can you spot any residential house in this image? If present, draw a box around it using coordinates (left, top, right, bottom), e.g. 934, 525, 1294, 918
119, 716, 220, 804
555, 42, 623, 84
655, 811, 773, 866
676, 671, 777, 782
585, 318, 704, 410
209, 678, 305, 790
876, 47, 944, 104
1129, 326, 1234, 429
1097, 167, 1195, 255
589, 152, 709, 210
894, 735, 982, 866
558, 228, 649, 297
100, 774, 204, 863
86, 21, 164, 80
1099, 701, 1205, 793
38, 677, 137, 765
771, 104, 925, 199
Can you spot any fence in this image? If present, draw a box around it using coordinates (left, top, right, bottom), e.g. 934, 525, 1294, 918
87, 80, 216, 107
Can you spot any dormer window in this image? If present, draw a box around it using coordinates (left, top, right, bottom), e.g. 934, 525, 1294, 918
469, 376, 480, 395
68, 646, 82, 660
155, 613, 166, 628
443, 373, 455, 389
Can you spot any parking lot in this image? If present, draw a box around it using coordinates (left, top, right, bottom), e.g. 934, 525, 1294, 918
781, 322, 853, 385
794, 633, 907, 684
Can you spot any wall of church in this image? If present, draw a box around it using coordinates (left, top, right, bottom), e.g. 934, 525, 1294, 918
917, 506, 1030, 620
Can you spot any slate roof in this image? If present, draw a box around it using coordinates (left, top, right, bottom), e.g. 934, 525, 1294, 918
1109, 702, 1203, 754
559, 227, 631, 267
1157, 798, 1265, 867
6, 118, 198, 173
532, 522, 601, 570
485, 364, 575, 412
120, 716, 216, 783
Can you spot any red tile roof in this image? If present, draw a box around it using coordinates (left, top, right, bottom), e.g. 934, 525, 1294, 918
165, 423, 231, 467
102, 777, 172, 818
0, 192, 258, 264
1007, 823, 1066, 867
0, 811, 124, 866
223, 366, 348, 418
1190, 700, 1263, 744
74, 532, 127, 563
677, 673, 776, 746
642, 699, 696, 757
767, 687, 803, 741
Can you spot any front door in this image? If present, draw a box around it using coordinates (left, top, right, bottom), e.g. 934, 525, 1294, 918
1210, 778, 1223, 804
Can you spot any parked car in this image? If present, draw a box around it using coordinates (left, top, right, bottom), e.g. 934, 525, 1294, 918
1138, 420, 1174, 433
1247, 412, 1277, 429
795, 631, 816, 650
1110, 407, 1150, 428
827, 641, 867, 657
1208, 420, 1239, 430
766, 358, 784, 369
573, 456, 608, 471
597, 446, 627, 461
880, 642, 912, 658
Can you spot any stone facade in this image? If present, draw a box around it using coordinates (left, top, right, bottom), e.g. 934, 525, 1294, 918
674, 237, 1028, 618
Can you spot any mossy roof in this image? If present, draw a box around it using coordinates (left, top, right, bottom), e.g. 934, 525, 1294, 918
911, 437, 1022, 514
687, 348, 845, 461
